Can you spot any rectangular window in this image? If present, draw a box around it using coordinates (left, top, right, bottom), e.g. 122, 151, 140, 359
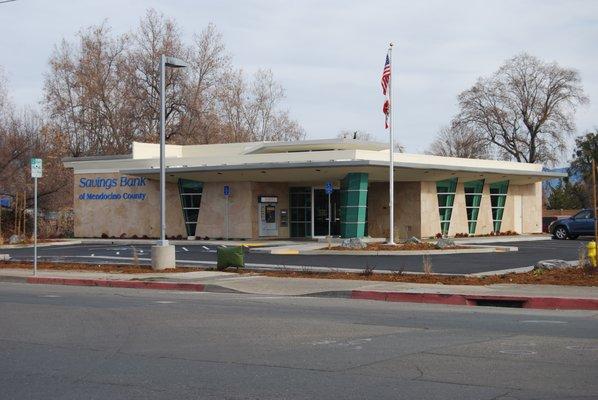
489, 181, 509, 232
436, 178, 458, 235
178, 179, 203, 237
464, 180, 484, 234
289, 187, 312, 238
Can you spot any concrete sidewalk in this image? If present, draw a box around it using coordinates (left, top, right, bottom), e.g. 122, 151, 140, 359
1, 267, 597, 310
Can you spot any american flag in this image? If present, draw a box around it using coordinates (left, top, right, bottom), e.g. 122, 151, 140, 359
381, 54, 391, 95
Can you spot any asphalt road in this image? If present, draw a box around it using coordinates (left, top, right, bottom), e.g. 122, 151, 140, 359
3, 239, 587, 274
0, 282, 596, 399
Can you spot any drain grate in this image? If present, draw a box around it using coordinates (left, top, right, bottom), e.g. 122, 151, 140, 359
471, 299, 525, 308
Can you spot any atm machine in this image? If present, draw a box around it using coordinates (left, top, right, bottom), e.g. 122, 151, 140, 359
258, 196, 278, 237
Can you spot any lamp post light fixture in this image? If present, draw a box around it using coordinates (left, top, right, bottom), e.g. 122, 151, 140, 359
151, 55, 189, 271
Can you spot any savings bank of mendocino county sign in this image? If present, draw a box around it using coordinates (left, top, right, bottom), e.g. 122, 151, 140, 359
78, 176, 148, 201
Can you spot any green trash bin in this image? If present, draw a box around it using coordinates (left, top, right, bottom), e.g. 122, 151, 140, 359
216, 246, 244, 270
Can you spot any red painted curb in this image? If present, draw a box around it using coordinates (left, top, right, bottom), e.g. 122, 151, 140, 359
27, 277, 205, 292
351, 290, 598, 310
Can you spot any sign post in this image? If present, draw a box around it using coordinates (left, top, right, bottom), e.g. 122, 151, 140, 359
30, 158, 42, 276
224, 185, 230, 240
325, 181, 333, 238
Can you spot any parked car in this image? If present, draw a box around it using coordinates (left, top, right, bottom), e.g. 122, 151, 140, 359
548, 209, 595, 239
542, 216, 558, 233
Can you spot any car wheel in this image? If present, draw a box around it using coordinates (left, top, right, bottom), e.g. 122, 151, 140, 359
553, 226, 569, 240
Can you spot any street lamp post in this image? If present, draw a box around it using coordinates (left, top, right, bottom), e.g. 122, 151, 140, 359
151, 55, 189, 271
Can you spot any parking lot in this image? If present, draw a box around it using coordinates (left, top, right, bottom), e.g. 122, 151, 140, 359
3, 238, 587, 275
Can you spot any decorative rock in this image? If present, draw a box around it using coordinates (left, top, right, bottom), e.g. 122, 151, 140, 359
404, 236, 422, 244
8, 234, 24, 245
341, 237, 367, 249
533, 259, 571, 270
435, 238, 456, 249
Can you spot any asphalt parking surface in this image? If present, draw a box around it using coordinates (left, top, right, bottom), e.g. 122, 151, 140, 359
2, 238, 587, 274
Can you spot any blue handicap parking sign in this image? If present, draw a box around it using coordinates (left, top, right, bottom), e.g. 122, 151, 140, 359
325, 181, 333, 195
223, 185, 230, 196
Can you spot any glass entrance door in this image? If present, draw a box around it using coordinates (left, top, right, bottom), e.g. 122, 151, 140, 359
314, 189, 340, 237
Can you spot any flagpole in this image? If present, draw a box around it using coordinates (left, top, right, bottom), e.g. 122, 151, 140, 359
388, 42, 395, 245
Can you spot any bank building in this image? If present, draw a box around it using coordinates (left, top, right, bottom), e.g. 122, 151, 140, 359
64, 139, 564, 240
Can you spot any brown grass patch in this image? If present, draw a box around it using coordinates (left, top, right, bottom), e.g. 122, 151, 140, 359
0, 261, 205, 274
248, 267, 598, 286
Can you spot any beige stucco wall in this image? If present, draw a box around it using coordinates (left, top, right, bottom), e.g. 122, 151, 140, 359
366, 183, 387, 238
475, 183, 494, 235
521, 182, 543, 233
447, 183, 469, 236
420, 181, 441, 238
499, 182, 542, 234
367, 182, 422, 239
196, 182, 253, 239
73, 173, 186, 238
195, 181, 291, 239
416, 180, 543, 237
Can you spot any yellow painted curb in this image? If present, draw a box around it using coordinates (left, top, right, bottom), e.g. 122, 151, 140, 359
270, 249, 300, 255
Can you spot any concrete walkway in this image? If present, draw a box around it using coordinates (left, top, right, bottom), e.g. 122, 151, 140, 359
1, 268, 596, 310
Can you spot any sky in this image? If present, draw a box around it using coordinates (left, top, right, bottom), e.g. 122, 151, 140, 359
0, 0, 596, 155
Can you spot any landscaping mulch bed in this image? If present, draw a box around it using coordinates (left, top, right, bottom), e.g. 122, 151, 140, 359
253, 267, 598, 286
0, 261, 205, 274
2, 261, 597, 286
328, 242, 465, 251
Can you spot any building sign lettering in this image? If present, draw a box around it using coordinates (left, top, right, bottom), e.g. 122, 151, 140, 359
78, 176, 148, 201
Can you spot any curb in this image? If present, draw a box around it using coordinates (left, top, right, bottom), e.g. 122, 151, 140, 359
349, 290, 598, 311
27, 277, 206, 292
18, 276, 598, 311
0, 240, 82, 250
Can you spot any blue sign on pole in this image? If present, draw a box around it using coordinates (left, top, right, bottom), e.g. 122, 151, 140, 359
324, 181, 333, 195
223, 185, 230, 196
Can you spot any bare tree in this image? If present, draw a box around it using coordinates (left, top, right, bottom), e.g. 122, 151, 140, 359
426, 123, 490, 158
454, 53, 588, 164
42, 9, 304, 155
217, 69, 305, 142
43, 23, 132, 156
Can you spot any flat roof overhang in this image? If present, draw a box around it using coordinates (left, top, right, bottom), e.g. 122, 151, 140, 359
121, 160, 566, 185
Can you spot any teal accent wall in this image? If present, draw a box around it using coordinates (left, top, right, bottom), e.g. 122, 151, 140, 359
340, 173, 369, 238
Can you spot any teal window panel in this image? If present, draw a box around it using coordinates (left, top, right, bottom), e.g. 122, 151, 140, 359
178, 179, 203, 237
464, 179, 484, 234
436, 178, 457, 235
489, 180, 509, 232
289, 187, 312, 237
